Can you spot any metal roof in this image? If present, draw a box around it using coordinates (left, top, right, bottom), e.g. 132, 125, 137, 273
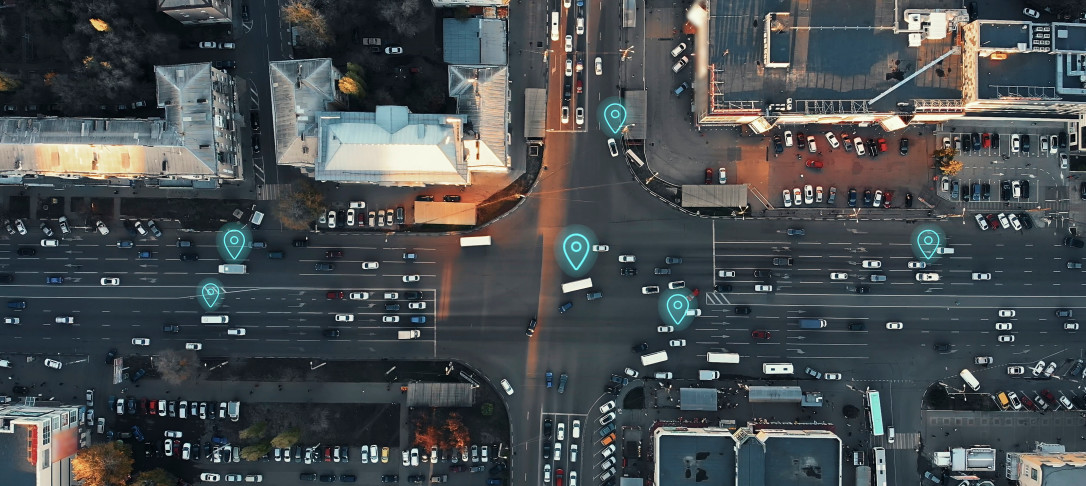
679, 388, 718, 411
449, 66, 509, 170
269, 58, 342, 169
414, 202, 477, 226
154, 63, 238, 177
748, 386, 803, 403
524, 89, 547, 139
623, 90, 647, 140
314, 107, 470, 185
405, 383, 475, 407
681, 184, 750, 208
442, 18, 508, 66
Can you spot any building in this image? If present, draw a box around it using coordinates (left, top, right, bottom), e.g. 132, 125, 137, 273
1006, 444, 1086, 485
684, 0, 1085, 144
0, 63, 241, 187
653, 426, 841, 486
430, 0, 507, 6
268, 58, 344, 173
157, 0, 232, 25
443, 18, 508, 66
0, 401, 83, 486
449, 66, 511, 170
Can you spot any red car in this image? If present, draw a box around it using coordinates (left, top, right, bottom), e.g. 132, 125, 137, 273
576, 79, 583, 94
326, 291, 344, 299
1042, 389, 1056, 403
691, 288, 700, 297
882, 191, 893, 208
140, 398, 149, 414
1021, 395, 1037, 411
324, 250, 344, 258
804, 159, 823, 169
981, 132, 991, 148
324, 446, 333, 462
985, 214, 1000, 229
751, 330, 771, 339
148, 400, 157, 416
796, 132, 806, 149
556, 469, 564, 486
877, 138, 888, 153
704, 168, 713, 184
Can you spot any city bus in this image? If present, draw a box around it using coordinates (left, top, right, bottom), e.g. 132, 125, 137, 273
872, 447, 887, 486
460, 236, 492, 247
867, 390, 885, 437
706, 352, 740, 364
561, 278, 593, 293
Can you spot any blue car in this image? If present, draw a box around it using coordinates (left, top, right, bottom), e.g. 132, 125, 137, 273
131, 425, 145, 442
545, 371, 553, 388
137, 250, 152, 259
410, 316, 426, 324
46, 276, 64, 284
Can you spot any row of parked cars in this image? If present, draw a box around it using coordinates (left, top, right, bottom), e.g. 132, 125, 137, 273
944, 178, 1033, 203
944, 131, 1068, 154
774, 131, 904, 157
782, 186, 913, 209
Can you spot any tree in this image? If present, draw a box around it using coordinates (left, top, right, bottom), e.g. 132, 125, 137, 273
131, 468, 176, 486
0, 72, 19, 92
412, 415, 443, 450
480, 402, 494, 416
271, 427, 301, 449
72, 442, 133, 486
89, 18, 110, 32
282, 0, 333, 47
240, 422, 268, 441
277, 180, 325, 230
241, 442, 273, 462
939, 159, 963, 176
154, 349, 200, 385
444, 412, 470, 449
378, 0, 425, 37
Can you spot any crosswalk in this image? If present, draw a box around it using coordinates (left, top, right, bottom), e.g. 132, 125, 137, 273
880, 430, 919, 450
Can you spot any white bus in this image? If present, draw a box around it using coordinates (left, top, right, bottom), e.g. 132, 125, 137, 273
460, 236, 492, 247
762, 363, 794, 375
959, 369, 980, 391
873, 447, 887, 486
640, 351, 668, 366
706, 352, 740, 364
550, 12, 560, 41
218, 264, 247, 274
561, 278, 593, 293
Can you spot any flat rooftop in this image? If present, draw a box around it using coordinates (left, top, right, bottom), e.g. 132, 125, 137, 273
708, 0, 966, 111
0, 424, 38, 486
974, 22, 1086, 103
657, 430, 736, 485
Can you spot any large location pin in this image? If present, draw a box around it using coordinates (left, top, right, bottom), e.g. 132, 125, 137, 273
223, 230, 247, 260
201, 283, 222, 309
602, 103, 628, 135
665, 294, 690, 326
562, 233, 591, 271
916, 229, 941, 260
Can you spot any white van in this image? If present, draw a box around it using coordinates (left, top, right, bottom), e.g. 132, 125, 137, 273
201, 315, 229, 324
936, 247, 954, 255
959, 369, 980, 391
762, 363, 794, 375
218, 264, 247, 274
550, 12, 560, 41
640, 351, 668, 366
887, 427, 895, 443
227, 401, 240, 422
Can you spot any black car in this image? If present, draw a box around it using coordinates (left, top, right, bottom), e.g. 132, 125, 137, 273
416, 195, 434, 201
1081, 182, 1086, 200
714, 284, 732, 292
1020, 180, 1030, 199
1000, 180, 1012, 200
1057, 309, 1073, 318
620, 267, 637, 276
16, 247, 36, 256
542, 441, 552, 459
1066, 237, 1085, 248
0, 274, 11, 284
981, 183, 991, 200
213, 60, 236, 69
933, 342, 952, 353
313, 262, 334, 271
904, 193, 913, 208
380, 475, 398, 483
525, 318, 537, 337
130, 369, 146, 382
1022, 134, 1032, 151
753, 269, 772, 278
631, 342, 648, 353
322, 329, 341, 338
898, 138, 909, 155
855, 285, 870, 294
251, 134, 261, 154
292, 238, 309, 247
991, 132, 1000, 149
125, 397, 137, 415
1059, 131, 1068, 148
796, 132, 806, 149
734, 306, 752, 315
162, 324, 180, 333
104, 349, 117, 364
848, 322, 866, 331
863, 190, 873, 205
961, 134, 971, 152
971, 132, 981, 150
866, 138, 879, 157
179, 252, 199, 262
773, 135, 784, 154
1018, 213, 1034, 229
405, 291, 423, 300
653, 267, 671, 275
847, 188, 857, 207
609, 374, 629, 386
966, 1, 977, 20
543, 418, 553, 437
605, 383, 622, 395
443, 195, 461, 202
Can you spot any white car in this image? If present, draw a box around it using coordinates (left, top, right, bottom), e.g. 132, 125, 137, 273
1031, 360, 1046, 376
861, 260, 882, 269
185, 343, 202, 350
997, 335, 1015, 343
1065, 322, 1079, 330
854, 137, 866, 156
830, 272, 848, 280
824, 132, 840, 149
575, 107, 584, 126
557, 422, 566, 441
571, 420, 581, 438
872, 190, 883, 207
1059, 395, 1074, 409
668, 280, 685, 289
670, 42, 687, 57
361, 261, 379, 270
402, 450, 410, 466
3, 317, 19, 324
164, 439, 174, 456
576, 17, 584, 34
915, 273, 940, 282
227, 328, 246, 336
803, 184, 814, 204
599, 400, 616, 414
885, 322, 903, 330
408, 302, 426, 310
668, 339, 686, 347
908, 261, 927, 269
561, 106, 570, 124
671, 56, 688, 73
200, 473, 221, 482
100, 277, 120, 286
198, 41, 218, 49
618, 254, 635, 263
1011, 134, 1021, 152
349, 292, 370, 300
972, 272, 992, 281
165, 430, 183, 439
719, 168, 727, 184
410, 448, 420, 466
607, 138, 619, 157
499, 378, 514, 395
599, 412, 617, 427
783, 131, 793, 147
594, 57, 603, 75
335, 314, 355, 322
40, 238, 60, 247
131, 338, 150, 346
641, 286, 660, 294
806, 136, 817, 153
718, 270, 735, 278
657, 326, 674, 333
782, 189, 792, 208
998, 309, 1015, 318
382, 316, 400, 323
565, 59, 573, 76
327, 210, 336, 228
624, 367, 639, 378
564, 35, 573, 53
346, 209, 356, 226
1043, 361, 1057, 377
1007, 213, 1023, 231
823, 373, 842, 380
55, 316, 75, 324
974, 213, 989, 231
403, 274, 420, 283
592, 245, 609, 252
44, 359, 63, 369
997, 213, 1010, 229
792, 188, 802, 206
995, 322, 1013, 331
1007, 366, 1024, 375
816, 186, 823, 203
754, 284, 773, 292
1022, 8, 1040, 18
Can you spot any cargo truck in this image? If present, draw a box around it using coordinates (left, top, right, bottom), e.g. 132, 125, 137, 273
640, 351, 668, 366
218, 264, 247, 274
398, 330, 421, 340
698, 370, 720, 380
798, 319, 827, 329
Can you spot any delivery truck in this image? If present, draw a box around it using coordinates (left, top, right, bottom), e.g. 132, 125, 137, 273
798, 319, 827, 329
218, 264, 247, 274
640, 351, 668, 366
398, 330, 421, 340
699, 370, 720, 380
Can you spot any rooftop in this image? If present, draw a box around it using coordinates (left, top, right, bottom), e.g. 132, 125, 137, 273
269, 58, 343, 169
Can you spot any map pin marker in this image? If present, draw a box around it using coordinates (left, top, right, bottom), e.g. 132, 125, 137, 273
666, 294, 690, 326
562, 233, 591, 271
222, 229, 247, 261
201, 283, 221, 310
916, 229, 941, 259
602, 103, 627, 135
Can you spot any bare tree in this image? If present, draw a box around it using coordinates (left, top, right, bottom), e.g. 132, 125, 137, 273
155, 349, 201, 385
378, 0, 425, 37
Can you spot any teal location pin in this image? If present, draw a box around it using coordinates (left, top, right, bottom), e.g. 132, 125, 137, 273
602, 103, 627, 135
562, 233, 591, 271
197, 278, 226, 311
216, 222, 253, 263
665, 294, 690, 326
916, 229, 941, 260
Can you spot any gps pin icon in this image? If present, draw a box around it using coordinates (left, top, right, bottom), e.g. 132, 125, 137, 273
916, 229, 941, 260
666, 294, 690, 326
562, 233, 591, 271
602, 103, 628, 135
